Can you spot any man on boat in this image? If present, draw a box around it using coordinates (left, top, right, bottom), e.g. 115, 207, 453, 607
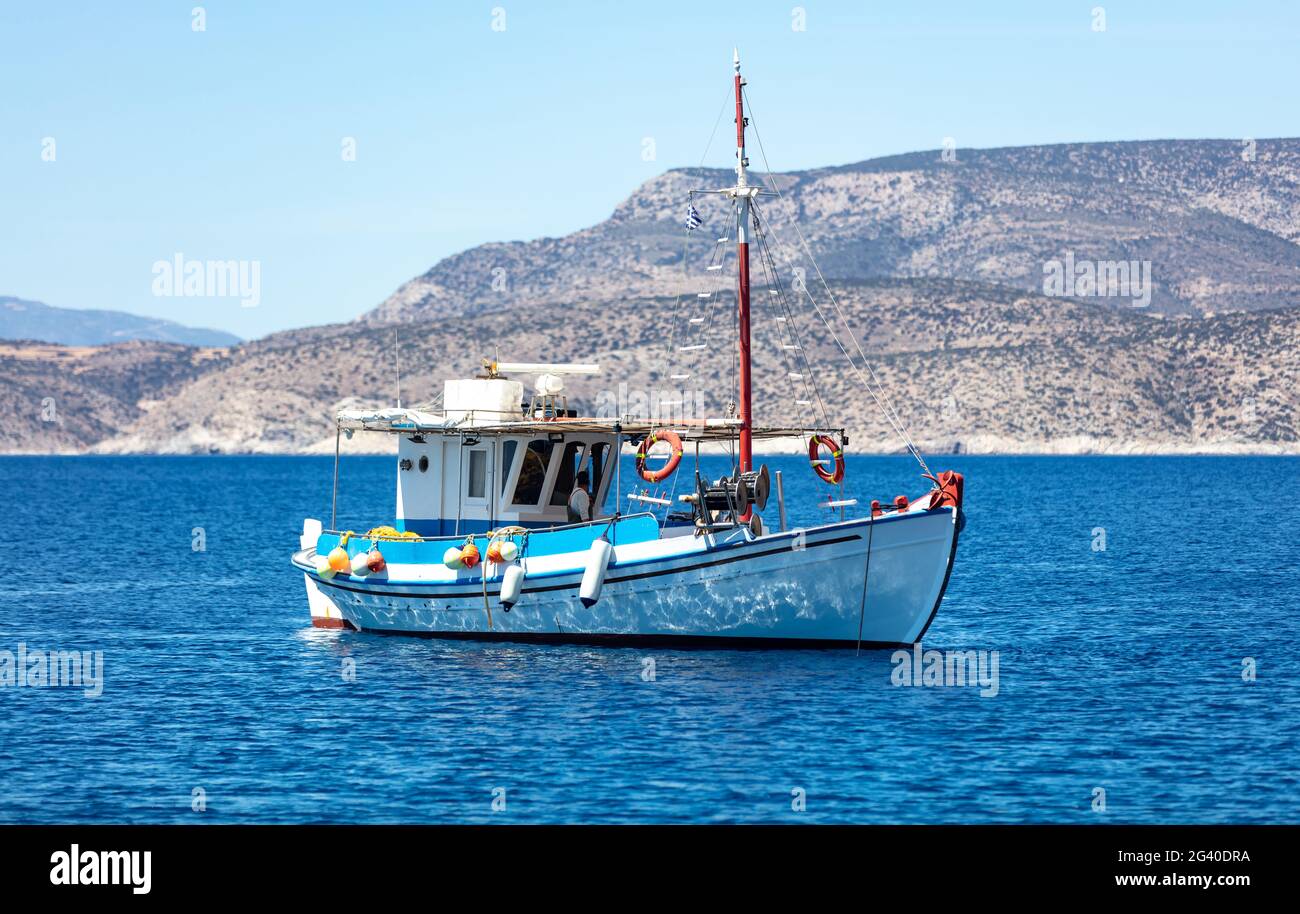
567, 471, 592, 524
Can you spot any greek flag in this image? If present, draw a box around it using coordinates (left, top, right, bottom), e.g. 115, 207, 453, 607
685, 202, 703, 232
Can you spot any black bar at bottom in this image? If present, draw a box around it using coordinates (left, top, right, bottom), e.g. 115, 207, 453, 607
0, 824, 1282, 897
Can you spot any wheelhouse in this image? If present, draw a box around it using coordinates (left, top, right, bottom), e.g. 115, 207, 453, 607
394, 429, 617, 535
327, 363, 844, 540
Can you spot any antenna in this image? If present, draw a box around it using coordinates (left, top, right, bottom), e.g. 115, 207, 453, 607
394, 328, 402, 409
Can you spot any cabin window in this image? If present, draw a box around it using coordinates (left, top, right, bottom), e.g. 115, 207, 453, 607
549, 442, 586, 506
467, 449, 487, 499
589, 442, 611, 509
499, 440, 518, 494
510, 439, 554, 506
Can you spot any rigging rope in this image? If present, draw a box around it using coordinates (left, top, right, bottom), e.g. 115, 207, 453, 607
750, 204, 833, 431
662, 86, 737, 381
742, 87, 932, 476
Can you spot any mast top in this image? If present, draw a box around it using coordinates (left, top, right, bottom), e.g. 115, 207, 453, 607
733, 50, 749, 190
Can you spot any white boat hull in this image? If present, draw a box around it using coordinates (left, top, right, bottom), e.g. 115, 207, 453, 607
294, 507, 959, 648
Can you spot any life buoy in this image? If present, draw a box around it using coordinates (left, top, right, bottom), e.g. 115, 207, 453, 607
635, 429, 684, 483
809, 435, 845, 485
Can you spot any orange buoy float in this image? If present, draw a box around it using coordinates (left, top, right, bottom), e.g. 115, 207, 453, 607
635, 429, 684, 483
460, 542, 481, 570
327, 546, 350, 573
808, 435, 845, 485
487, 539, 519, 564
366, 549, 386, 573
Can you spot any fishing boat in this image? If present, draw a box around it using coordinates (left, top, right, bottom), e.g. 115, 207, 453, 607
290, 52, 965, 648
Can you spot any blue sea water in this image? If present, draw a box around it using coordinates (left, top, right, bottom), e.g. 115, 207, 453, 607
0, 454, 1296, 824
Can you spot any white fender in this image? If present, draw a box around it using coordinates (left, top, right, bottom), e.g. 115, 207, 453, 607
579, 536, 613, 608
349, 551, 371, 577
500, 564, 525, 609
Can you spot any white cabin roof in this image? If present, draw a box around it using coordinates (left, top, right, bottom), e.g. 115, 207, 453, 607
336, 408, 840, 442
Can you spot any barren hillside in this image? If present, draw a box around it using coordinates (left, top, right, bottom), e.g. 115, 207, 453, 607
84, 279, 1299, 456
372, 139, 1300, 323
5, 138, 1300, 455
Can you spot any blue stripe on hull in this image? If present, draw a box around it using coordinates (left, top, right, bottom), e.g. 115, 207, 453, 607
299, 531, 861, 598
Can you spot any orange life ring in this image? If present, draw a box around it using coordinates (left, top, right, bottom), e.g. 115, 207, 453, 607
635, 429, 684, 483
809, 435, 845, 485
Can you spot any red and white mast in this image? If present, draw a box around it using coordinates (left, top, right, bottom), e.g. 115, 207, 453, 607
732, 49, 754, 477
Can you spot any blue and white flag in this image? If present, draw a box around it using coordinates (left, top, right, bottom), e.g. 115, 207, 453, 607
685, 202, 703, 232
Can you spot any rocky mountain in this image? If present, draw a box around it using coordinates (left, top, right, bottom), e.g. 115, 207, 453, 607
0, 340, 228, 453
0, 296, 241, 347
3, 139, 1299, 456
372, 139, 1300, 322
55, 278, 1299, 456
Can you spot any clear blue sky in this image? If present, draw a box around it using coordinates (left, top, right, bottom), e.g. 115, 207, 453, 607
3, 1, 1298, 339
